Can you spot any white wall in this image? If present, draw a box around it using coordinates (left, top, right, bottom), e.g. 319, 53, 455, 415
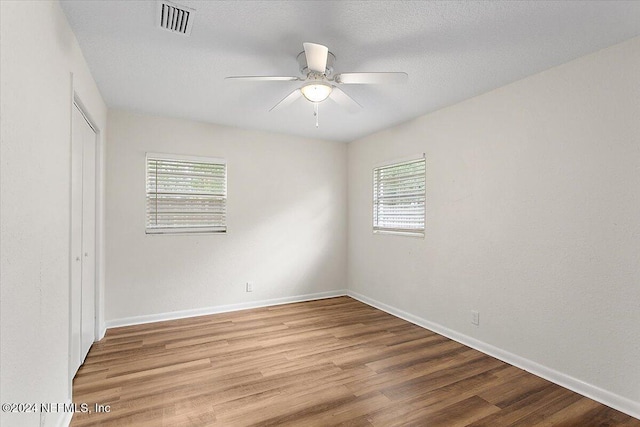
0, 1, 107, 426
348, 36, 640, 414
105, 110, 347, 323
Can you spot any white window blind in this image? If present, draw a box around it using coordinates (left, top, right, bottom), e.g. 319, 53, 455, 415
146, 154, 227, 234
373, 157, 425, 235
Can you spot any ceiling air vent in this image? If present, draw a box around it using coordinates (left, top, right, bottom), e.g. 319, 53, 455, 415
157, 1, 194, 36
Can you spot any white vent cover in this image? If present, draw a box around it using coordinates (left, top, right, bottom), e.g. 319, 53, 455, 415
157, 1, 194, 36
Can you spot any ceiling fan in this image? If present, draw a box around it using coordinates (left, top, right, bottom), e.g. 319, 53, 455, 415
226, 42, 408, 127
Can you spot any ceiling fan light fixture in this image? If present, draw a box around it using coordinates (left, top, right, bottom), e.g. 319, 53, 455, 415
300, 82, 332, 103
226, 42, 407, 116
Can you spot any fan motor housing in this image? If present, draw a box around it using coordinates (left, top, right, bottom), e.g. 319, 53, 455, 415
297, 51, 336, 76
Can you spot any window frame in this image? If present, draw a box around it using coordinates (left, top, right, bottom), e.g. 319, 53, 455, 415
373, 155, 426, 237
145, 152, 227, 235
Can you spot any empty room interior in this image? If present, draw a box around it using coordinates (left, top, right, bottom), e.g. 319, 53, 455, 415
2, 1, 640, 426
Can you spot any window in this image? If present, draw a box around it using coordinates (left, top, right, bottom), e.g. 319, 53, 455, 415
373, 156, 426, 236
146, 153, 227, 234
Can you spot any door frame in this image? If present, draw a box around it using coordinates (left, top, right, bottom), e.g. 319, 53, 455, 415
68, 72, 104, 394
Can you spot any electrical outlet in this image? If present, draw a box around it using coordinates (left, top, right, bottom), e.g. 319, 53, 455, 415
246, 282, 253, 292
471, 310, 480, 326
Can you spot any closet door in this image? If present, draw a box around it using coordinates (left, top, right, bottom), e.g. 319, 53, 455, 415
70, 104, 97, 376
80, 115, 96, 363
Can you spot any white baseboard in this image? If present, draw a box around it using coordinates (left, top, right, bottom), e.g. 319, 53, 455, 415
105, 289, 347, 329
57, 409, 73, 427
347, 290, 640, 420
40, 399, 73, 427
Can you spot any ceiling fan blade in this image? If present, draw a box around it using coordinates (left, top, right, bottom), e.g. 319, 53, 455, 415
269, 89, 302, 112
334, 72, 408, 84
225, 76, 302, 82
329, 87, 362, 113
303, 42, 329, 73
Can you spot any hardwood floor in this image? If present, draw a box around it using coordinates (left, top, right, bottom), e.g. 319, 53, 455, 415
72, 297, 639, 426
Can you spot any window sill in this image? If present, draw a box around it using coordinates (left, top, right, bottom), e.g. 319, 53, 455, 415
373, 229, 424, 238
146, 228, 227, 235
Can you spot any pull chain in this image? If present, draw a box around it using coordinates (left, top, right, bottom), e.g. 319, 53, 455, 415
314, 103, 319, 128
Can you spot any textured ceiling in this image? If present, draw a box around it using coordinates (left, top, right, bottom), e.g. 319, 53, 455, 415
60, 1, 640, 142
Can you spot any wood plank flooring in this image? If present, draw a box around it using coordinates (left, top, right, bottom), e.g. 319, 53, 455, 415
71, 297, 639, 426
